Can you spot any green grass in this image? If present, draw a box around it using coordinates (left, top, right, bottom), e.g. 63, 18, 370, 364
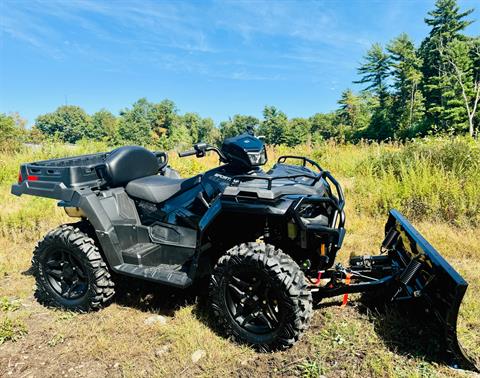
0, 317, 27, 345
0, 137, 479, 377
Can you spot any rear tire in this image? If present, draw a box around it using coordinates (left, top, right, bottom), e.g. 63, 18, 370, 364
209, 242, 312, 351
33, 224, 115, 312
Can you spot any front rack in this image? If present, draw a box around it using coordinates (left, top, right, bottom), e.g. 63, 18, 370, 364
230, 173, 319, 190
277, 155, 323, 172
230, 154, 322, 190
229, 155, 345, 209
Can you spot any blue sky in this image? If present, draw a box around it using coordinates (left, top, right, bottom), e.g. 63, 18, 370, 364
1, 0, 479, 126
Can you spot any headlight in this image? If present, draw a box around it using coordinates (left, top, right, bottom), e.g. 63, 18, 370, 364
297, 202, 329, 226
247, 148, 267, 166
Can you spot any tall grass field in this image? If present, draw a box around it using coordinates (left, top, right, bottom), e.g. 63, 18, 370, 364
0, 137, 479, 377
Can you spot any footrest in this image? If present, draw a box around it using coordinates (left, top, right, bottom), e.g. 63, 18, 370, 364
122, 243, 160, 265
114, 263, 192, 288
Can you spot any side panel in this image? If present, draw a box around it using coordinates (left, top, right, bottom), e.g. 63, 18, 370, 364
67, 188, 141, 267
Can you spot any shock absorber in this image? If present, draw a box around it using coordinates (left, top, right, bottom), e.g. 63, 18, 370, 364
392, 258, 422, 300
398, 259, 422, 286
264, 217, 270, 238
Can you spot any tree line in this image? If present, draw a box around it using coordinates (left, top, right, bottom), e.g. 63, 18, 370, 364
1, 0, 478, 152
352, 0, 479, 140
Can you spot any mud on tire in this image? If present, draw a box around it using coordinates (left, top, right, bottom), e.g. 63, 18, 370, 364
33, 224, 115, 312
209, 242, 313, 351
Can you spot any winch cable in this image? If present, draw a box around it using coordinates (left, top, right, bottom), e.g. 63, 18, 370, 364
346, 270, 380, 282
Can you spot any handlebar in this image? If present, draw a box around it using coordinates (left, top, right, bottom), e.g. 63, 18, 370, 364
178, 143, 228, 162
178, 149, 196, 158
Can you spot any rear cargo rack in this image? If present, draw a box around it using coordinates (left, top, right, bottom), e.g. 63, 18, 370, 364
11, 149, 168, 201
12, 151, 112, 201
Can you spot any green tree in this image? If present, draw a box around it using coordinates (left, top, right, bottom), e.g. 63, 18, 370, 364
198, 117, 220, 145
284, 118, 311, 147
26, 126, 46, 144
355, 43, 391, 107
166, 118, 193, 150
309, 112, 337, 142
337, 89, 362, 128
35, 105, 92, 143
151, 99, 177, 139
91, 109, 117, 141
182, 112, 202, 142
387, 33, 425, 138
258, 106, 288, 145
220, 115, 259, 139
0, 113, 23, 151
354, 43, 393, 140
420, 0, 474, 132
334, 90, 374, 141
439, 38, 480, 136
117, 98, 154, 145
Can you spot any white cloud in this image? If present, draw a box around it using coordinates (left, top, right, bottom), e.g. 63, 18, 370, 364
0, 0, 377, 81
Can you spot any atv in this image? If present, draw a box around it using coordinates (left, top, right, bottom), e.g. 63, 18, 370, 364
11, 131, 478, 371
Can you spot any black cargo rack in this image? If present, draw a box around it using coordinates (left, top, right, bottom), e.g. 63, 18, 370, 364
277, 155, 323, 172
21, 151, 108, 187
11, 150, 167, 201
230, 173, 320, 190
229, 155, 324, 190
11, 151, 110, 201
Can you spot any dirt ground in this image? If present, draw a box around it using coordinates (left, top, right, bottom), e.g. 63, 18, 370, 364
1, 247, 478, 378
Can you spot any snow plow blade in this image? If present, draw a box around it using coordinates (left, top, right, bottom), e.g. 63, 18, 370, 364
384, 209, 478, 372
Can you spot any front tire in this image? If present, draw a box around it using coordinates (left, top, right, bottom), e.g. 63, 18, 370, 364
33, 224, 115, 312
209, 243, 312, 351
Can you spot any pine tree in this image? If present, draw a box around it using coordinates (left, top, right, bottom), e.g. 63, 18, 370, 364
355, 43, 393, 140
420, 0, 474, 133
335, 90, 373, 141
439, 38, 480, 136
337, 89, 362, 128
355, 43, 391, 107
387, 33, 425, 138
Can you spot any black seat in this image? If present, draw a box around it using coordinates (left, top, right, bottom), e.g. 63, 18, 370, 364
125, 175, 201, 203
102, 146, 160, 187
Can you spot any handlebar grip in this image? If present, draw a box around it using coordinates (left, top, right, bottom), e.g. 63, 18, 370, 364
178, 149, 196, 158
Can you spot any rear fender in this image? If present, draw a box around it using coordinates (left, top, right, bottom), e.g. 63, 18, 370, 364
62, 189, 132, 267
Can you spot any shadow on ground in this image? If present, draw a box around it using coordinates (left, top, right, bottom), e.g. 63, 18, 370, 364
356, 295, 477, 371
111, 275, 208, 317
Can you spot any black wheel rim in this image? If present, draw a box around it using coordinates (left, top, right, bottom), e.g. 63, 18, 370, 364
225, 270, 283, 335
43, 248, 89, 300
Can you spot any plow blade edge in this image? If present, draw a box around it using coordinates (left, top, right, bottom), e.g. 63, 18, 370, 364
384, 210, 478, 372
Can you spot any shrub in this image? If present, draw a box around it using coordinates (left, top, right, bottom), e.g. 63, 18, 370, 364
354, 137, 480, 226
0, 114, 24, 153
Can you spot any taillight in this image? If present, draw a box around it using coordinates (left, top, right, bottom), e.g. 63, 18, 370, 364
18, 171, 23, 183
27, 175, 39, 181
